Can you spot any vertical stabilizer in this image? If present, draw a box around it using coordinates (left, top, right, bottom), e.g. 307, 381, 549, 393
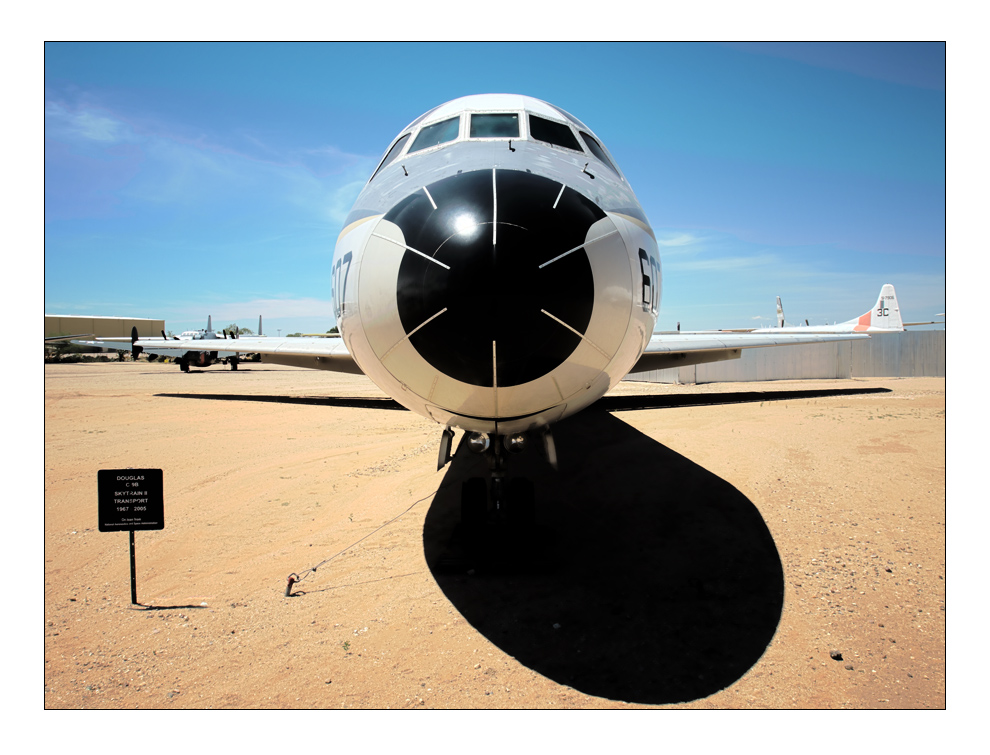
207, 315, 213, 333
871, 284, 903, 330
846, 284, 903, 331
258, 315, 263, 336
776, 296, 785, 328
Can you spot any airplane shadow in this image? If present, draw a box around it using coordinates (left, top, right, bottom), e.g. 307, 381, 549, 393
423, 405, 785, 705
155, 393, 407, 410
600, 385, 891, 413
156, 386, 887, 414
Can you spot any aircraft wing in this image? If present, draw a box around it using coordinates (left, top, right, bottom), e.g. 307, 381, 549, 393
631, 331, 869, 372
127, 334, 362, 374
70, 338, 136, 348
70, 337, 238, 360
69, 336, 134, 343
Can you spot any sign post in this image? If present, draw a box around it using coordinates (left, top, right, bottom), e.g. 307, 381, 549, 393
98, 469, 165, 605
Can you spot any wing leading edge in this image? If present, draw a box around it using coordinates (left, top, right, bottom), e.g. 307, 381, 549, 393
631, 331, 870, 372
86, 334, 363, 375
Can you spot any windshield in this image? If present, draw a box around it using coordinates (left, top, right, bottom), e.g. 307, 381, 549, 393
470, 113, 519, 138
370, 133, 410, 181
409, 116, 460, 153
528, 114, 583, 152
579, 131, 619, 176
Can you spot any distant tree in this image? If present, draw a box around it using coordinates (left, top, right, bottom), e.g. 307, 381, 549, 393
287, 332, 303, 337
327, 326, 339, 335
225, 323, 254, 336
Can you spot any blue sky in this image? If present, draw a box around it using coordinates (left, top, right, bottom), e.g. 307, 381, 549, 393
44, 42, 945, 335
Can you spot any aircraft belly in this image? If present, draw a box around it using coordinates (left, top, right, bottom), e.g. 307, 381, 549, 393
382, 339, 495, 418
425, 402, 571, 437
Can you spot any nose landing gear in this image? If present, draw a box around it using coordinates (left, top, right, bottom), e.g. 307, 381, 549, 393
453, 428, 555, 530
435, 426, 557, 572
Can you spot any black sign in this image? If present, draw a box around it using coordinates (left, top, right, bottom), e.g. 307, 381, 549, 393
98, 469, 164, 532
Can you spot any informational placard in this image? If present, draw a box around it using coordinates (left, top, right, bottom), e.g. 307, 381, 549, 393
98, 469, 164, 532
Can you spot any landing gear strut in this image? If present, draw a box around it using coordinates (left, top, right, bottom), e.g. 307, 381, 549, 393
449, 428, 555, 530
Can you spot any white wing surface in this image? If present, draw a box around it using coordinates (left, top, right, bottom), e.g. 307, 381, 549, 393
71, 336, 241, 360
72, 332, 361, 374
631, 331, 869, 372
129, 334, 362, 374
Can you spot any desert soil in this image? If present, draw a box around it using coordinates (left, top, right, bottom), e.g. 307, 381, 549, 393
43, 361, 945, 709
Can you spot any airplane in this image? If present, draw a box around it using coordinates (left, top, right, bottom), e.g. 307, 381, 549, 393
75, 315, 265, 370
741, 284, 943, 334
165, 315, 241, 371
121, 93, 872, 518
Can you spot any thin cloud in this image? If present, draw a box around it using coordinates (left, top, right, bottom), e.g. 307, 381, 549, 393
655, 232, 709, 250
45, 102, 130, 143
300, 144, 372, 178
665, 252, 779, 272
45, 95, 378, 225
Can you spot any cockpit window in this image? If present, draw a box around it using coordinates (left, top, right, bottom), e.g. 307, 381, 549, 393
528, 114, 583, 152
370, 133, 410, 181
579, 131, 619, 176
470, 113, 519, 138
409, 116, 461, 153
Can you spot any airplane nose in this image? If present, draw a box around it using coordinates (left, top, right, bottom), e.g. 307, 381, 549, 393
384, 169, 607, 388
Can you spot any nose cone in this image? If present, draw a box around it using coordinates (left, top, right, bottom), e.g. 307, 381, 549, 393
387, 169, 606, 387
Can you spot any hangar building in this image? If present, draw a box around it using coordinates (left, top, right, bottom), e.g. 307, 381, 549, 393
45, 315, 165, 340
626, 330, 945, 384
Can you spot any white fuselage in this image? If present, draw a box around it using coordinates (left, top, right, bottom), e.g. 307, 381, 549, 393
331, 94, 660, 436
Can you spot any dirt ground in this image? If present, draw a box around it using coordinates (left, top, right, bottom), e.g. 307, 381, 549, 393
43, 360, 945, 709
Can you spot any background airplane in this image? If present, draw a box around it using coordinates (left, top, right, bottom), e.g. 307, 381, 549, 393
119, 94, 870, 519
745, 284, 944, 334
74, 315, 265, 371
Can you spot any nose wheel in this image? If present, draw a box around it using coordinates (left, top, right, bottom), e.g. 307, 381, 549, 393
437, 427, 556, 572
454, 429, 551, 531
